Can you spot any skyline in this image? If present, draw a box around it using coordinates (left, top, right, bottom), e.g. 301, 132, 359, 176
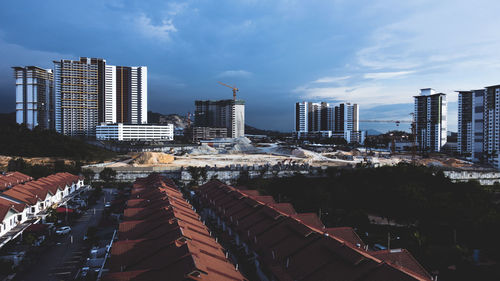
2, 1, 500, 132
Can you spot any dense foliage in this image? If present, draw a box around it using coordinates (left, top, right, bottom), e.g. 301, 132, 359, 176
7, 158, 82, 179
0, 122, 115, 161
242, 164, 500, 279
99, 167, 117, 184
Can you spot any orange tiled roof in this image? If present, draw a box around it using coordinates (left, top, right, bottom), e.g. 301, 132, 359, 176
104, 174, 246, 281
197, 180, 432, 281
0, 171, 33, 190
0, 172, 81, 207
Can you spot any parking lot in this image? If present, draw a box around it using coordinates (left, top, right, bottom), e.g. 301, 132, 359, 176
11, 188, 117, 281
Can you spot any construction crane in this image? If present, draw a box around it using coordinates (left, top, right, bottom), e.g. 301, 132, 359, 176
359, 120, 412, 127
218, 81, 239, 100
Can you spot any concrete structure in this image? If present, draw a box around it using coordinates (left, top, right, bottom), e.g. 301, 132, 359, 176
295, 102, 334, 138
295, 101, 309, 138
457, 85, 500, 168
13, 66, 54, 130
188, 126, 228, 142
114, 66, 148, 124
483, 85, 500, 168
104, 65, 117, 124
414, 88, 447, 152
295, 101, 364, 143
457, 90, 485, 160
194, 100, 245, 138
53, 57, 105, 136
335, 103, 364, 143
96, 123, 173, 141
52, 57, 147, 137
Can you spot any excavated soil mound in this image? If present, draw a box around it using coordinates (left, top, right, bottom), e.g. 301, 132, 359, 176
132, 152, 174, 165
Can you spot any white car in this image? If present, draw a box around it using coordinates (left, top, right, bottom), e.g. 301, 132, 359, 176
55, 226, 71, 235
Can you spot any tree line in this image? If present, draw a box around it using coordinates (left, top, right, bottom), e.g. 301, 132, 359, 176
241, 164, 500, 279
0, 123, 116, 161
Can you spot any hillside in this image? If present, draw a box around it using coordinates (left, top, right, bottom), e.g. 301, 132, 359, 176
148, 111, 287, 136
148, 111, 189, 128
0, 113, 116, 161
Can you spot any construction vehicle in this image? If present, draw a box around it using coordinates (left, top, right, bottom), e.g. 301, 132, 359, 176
218, 81, 239, 100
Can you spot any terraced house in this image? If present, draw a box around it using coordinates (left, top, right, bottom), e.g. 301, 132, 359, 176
196, 180, 434, 281
0, 172, 84, 242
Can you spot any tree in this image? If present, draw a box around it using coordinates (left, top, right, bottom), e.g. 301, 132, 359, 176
99, 167, 117, 184
82, 168, 95, 185
7, 158, 27, 171
54, 159, 66, 172
187, 166, 202, 185
237, 170, 250, 185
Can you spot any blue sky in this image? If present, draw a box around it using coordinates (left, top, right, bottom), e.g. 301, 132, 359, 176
1, 0, 500, 132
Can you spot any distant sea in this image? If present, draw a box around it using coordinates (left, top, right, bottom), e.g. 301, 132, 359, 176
360, 122, 411, 135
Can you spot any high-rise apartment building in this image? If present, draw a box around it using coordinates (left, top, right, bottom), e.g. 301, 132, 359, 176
294, 101, 363, 143
414, 88, 447, 152
194, 99, 245, 138
53, 57, 105, 136
295, 102, 334, 136
13, 66, 54, 130
457, 85, 500, 169
104, 65, 117, 124
334, 103, 363, 143
115, 66, 148, 124
457, 90, 485, 161
295, 102, 309, 137
483, 85, 500, 167
51, 57, 147, 137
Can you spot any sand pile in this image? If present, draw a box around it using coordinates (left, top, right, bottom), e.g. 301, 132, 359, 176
132, 152, 174, 165
189, 144, 218, 155
229, 137, 258, 154
291, 149, 307, 158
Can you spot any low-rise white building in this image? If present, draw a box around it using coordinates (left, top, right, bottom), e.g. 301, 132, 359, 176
96, 123, 174, 141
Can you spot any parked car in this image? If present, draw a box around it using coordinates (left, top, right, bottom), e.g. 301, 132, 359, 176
104, 202, 111, 208
373, 243, 387, 251
55, 226, 71, 235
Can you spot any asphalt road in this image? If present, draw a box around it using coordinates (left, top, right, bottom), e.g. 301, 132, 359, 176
15, 190, 113, 281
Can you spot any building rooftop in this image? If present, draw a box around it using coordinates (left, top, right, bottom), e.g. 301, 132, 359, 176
197, 180, 433, 281
104, 174, 246, 281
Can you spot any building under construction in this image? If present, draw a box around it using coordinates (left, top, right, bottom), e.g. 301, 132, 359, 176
194, 99, 245, 138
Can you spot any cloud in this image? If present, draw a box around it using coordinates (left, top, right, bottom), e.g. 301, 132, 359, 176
134, 13, 177, 41
217, 70, 252, 78
293, 84, 414, 108
364, 71, 414, 79
312, 76, 350, 83
166, 2, 188, 16
0, 37, 75, 111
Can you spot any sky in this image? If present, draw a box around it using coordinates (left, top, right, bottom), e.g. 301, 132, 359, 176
1, 0, 500, 132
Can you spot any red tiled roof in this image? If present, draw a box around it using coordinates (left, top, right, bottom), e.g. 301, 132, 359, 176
292, 213, 325, 229
2, 188, 39, 205
0, 172, 80, 208
0, 203, 11, 222
370, 249, 433, 280
0, 197, 25, 217
197, 180, 432, 281
326, 227, 366, 248
104, 174, 246, 281
0, 171, 33, 189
